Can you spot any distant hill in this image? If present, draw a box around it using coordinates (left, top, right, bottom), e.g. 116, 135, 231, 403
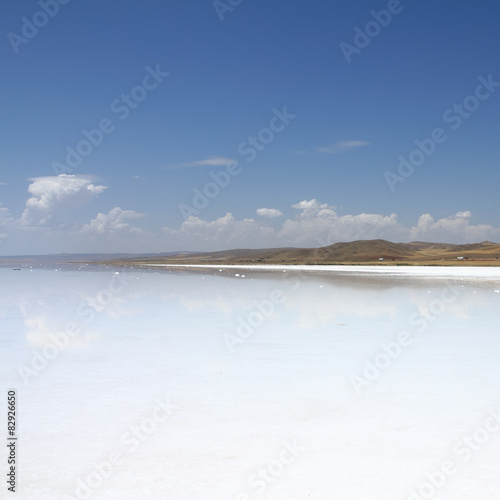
89, 239, 500, 267
2, 241, 499, 268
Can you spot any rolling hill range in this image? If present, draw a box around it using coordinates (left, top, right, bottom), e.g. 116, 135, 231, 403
94, 240, 500, 267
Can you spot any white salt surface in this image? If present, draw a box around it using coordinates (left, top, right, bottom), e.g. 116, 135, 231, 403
1, 265, 500, 499
149, 263, 500, 279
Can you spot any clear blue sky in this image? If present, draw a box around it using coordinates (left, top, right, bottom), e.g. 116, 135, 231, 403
1, 0, 500, 254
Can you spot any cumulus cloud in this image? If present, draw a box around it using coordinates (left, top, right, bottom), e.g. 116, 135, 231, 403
317, 140, 369, 154
160, 201, 500, 250
280, 204, 403, 247
20, 175, 107, 226
256, 208, 283, 218
80, 207, 145, 235
170, 156, 238, 169
291, 199, 337, 218
163, 213, 275, 249
160, 201, 406, 250
410, 211, 500, 243
4, 181, 500, 253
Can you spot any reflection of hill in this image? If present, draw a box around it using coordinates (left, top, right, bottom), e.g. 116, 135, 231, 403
98, 239, 500, 266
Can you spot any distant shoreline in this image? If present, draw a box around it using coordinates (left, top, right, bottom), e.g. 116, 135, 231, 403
87, 239, 500, 268
2, 239, 500, 268
92, 259, 500, 268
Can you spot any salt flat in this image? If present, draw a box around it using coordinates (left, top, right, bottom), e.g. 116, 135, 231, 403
147, 263, 500, 279
1, 265, 499, 499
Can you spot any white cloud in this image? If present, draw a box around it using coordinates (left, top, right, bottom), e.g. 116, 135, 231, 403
3, 182, 500, 253
410, 211, 500, 243
80, 207, 145, 235
170, 156, 238, 169
160, 202, 406, 250
20, 175, 107, 226
256, 208, 283, 218
163, 213, 275, 250
317, 140, 369, 154
291, 199, 337, 218
280, 205, 404, 247
160, 202, 500, 250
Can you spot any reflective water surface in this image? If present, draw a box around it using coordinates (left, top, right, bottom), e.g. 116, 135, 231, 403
1, 265, 500, 499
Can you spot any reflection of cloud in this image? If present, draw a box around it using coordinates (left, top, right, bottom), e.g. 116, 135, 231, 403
284, 282, 399, 331
18, 297, 90, 348
159, 274, 399, 330
24, 314, 89, 348
3, 273, 141, 348
2, 269, 497, 354
159, 278, 252, 316
409, 286, 471, 322
155, 272, 498, 333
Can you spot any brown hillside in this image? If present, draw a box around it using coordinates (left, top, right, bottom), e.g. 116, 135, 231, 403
95, 239, 500, 267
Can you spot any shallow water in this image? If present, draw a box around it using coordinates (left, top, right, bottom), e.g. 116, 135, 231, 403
1, 265, 500, 499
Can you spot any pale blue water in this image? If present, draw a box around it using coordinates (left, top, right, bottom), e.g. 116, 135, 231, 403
1, 265, 499, 499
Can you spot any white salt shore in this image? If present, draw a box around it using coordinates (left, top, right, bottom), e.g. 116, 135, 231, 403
146, 263, 500, 279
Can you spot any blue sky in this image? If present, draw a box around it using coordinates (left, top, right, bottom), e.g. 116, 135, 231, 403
1, 0, 500, 254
